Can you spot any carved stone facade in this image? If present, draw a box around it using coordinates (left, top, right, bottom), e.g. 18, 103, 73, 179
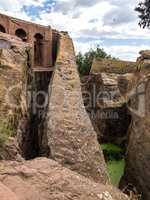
0, 13, 53, 68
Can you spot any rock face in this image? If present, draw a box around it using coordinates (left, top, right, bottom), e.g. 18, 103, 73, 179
46, 33, 108, 184
0, 158, 129, 200
0, 182, 18, 200
0, 33, 31, 159
121, 52, 150, 200
0, 137, 22, 161
81, 72, 132, 145
91, 58, 137, 74
137, 50, 150, 64
0, 32, 31, 123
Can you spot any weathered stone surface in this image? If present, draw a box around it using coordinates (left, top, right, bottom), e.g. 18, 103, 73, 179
91, 58, 137, 74
0, 32, 31, 141
138, 50, 150, 60
0, 33, 32, 161
118, 73, 137, 97
81, 73, 132, 145
46, 33, 108, 184
122, 71, 150, 199
136, 50, 150, 73
91, 57, 150, 75
0, 158, 129, 200
0, 182, 18, 200
0, 137, 22, 161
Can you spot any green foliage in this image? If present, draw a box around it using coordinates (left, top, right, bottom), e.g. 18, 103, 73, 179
76, 46, 111, 76
135, 0, 150, 28
101, 143, 125, 186
0, 120, 14, 146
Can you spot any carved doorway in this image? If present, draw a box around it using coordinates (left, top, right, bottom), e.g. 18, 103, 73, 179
0, 25, 6, 33
34, 33, 44, 66
15, 29, 27, 42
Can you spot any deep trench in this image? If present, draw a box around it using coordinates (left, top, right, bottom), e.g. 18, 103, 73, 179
24, 71, 52, 160
18, 31, 59, 160
81, 79, 132, 186
95, 105, 132, 186
19, 36, 131, 185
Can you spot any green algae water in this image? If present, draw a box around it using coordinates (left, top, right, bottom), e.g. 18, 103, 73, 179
107, 159, 125, 186
101, 143, 125, 186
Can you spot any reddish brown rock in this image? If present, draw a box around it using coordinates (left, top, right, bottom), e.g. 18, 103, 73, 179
0, 182, 18, 200
121, 74, 150, 200
121, 51, 150, 200
81, 73, 133, 145
46, 33, 108, 184
0, 137, 22, 161
0, 32, 32, 155
0, 158, 129, 200
0, 32, 31, 121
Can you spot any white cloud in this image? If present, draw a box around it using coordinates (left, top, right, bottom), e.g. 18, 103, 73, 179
0, 0, 148, 61
104, 45, 150, 61
74, 39, 150, 61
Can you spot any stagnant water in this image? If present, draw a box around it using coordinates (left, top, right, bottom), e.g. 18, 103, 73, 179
101, 143, 125, 186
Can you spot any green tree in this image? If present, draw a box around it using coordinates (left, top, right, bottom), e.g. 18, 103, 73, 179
76, 46, 111, 76
135, 0, 150, 28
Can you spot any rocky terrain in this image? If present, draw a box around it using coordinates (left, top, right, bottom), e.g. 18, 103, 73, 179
82, 51, 150, 200
0, 158, 129, 200
121, 51, 150, 200
0, 30, 150, 200
0, 32, 130, 200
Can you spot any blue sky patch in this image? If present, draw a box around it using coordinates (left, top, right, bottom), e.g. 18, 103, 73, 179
22, 0, 55, 20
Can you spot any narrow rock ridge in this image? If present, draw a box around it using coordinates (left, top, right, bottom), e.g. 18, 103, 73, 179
46, 33, 109, 184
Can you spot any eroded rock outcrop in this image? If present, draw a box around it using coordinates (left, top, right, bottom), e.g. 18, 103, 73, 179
121, 51, 150, 200
0, 33, 31, 159
91, 58, 137, 74
0, 32, 31, 124
82, 60, 135, 145
0, 137, 22, 161
0, 158, 129, 200
46, 33, 108, 184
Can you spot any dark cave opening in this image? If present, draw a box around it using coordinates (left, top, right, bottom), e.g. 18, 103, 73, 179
17, 31, 60, 160
99, 104, 132, 147
96, 104, 132, 187
19, 70, 53, 160
81, 81, 132, 186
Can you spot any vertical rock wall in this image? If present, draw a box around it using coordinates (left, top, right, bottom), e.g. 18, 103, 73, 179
46, 33, 108, 184
121, 51, 150, 200
0, 32, 31, 138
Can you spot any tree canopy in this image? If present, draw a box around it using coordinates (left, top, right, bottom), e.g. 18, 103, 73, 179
76, 46, 111, 76
135, 0, 150, 28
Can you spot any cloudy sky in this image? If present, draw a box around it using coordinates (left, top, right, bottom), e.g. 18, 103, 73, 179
0, 0, 149, 61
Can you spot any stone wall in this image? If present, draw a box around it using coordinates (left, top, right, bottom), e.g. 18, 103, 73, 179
121, 50, 150, 200
91, 58, 137, 74
0, 32, 31, 135
81, 73, 132, 145
0, 13, 52, 67
46, 32, 109, 184
91, 57, 150, 75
